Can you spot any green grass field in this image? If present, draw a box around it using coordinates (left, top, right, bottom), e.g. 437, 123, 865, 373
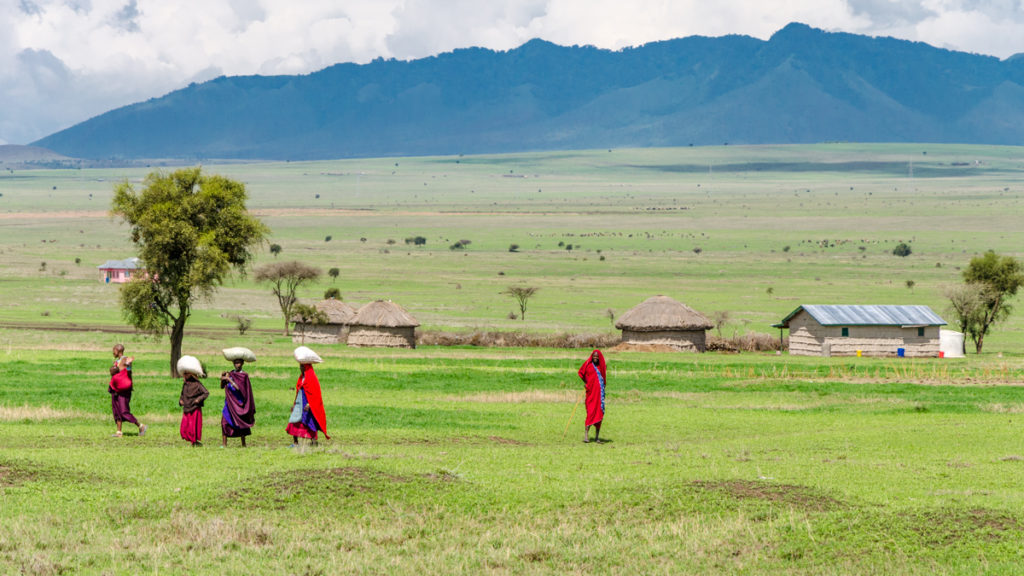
2, 340, 1024, 574
2, 143, 1024, 573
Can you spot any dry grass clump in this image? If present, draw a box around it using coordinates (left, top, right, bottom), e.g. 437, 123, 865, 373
707, 332, 785, 352
0, 404, 93, 422
419, 330, 618, 349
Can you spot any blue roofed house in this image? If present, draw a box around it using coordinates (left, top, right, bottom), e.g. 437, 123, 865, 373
773, 305, 946, 357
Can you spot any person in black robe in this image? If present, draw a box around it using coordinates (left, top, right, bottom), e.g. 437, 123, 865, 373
220, 358, 255, 447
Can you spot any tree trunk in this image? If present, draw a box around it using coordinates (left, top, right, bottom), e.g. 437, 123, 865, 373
169, 314, 187, 377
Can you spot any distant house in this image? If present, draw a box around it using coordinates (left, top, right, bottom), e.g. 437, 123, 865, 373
615, 295, 713, 352
347, 300, 420, 348
773, 305, 946, 357
97, 258, 143, 284
291, 298, 357, 344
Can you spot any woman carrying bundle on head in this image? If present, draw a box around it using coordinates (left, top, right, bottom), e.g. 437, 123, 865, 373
177, 355, 210, 447
286, 346, 330, 447
220, 347, 257, 448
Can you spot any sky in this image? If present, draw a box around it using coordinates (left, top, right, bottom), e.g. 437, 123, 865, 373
4, 0, 1024, 146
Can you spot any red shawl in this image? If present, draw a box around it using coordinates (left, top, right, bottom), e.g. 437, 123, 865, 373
296, 364, 329, 439
109, 369, 132, 393
578, 349, 606, 426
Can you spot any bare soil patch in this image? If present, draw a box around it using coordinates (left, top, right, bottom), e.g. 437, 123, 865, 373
692, 479, 845, 512
0, 460, 45, 487
903, 508, 1023, 544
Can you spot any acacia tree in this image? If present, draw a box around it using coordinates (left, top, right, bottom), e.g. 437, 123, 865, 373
944, 283, 987, 355
503, 285, 538, 321
959, 250, 1024, 353
113, 168, 268, 376
254, 260, 321, 335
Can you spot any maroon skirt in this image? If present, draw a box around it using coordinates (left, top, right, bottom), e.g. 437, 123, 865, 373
180, 409, 203, 444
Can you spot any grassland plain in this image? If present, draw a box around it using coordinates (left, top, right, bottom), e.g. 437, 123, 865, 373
1, 339, 1024, 575
3, 143, 1024, 573
1, 143, 1024, 348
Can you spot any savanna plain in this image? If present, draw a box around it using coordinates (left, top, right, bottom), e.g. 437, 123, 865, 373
2, 143, 1024, 574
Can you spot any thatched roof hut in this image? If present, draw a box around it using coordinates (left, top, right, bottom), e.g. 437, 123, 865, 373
292, 298, 357, 344
348, 300, 420, 348
615, 295, 712, 352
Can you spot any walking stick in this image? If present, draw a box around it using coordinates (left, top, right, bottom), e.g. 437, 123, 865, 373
562, 392, 583, 439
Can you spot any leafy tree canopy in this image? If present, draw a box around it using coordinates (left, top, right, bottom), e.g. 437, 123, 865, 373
112, 167, 268, 375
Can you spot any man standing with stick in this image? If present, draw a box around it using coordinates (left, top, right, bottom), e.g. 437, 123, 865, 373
577, 349, 606, 443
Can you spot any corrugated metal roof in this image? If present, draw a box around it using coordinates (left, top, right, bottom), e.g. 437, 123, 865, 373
773, 305, 946, 328
96, 257, 142, 270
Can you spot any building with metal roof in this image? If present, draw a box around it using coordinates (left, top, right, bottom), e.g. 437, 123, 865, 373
773, 305, 946, 357
97, 258, 143, 284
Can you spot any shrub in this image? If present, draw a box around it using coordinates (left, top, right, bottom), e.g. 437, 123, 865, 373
893, 243, 912, 257
234, 316, 252, 335
324, 287, 341, 299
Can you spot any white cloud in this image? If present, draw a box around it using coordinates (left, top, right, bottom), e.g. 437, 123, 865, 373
2, 0, 1024, 145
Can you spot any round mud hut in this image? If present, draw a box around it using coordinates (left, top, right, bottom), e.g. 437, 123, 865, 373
615, 295, 713, 352
292, 298, 357, 344
348, 300, 420, 348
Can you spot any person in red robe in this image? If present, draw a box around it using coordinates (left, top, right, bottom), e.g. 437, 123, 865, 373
578, 349, 606, 443
286, 363, 330, 447
179, 373, 210, 447
108, 344, 146, 438
220, 358, 255, 447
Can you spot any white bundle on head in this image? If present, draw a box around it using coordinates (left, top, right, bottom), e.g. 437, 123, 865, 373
222, 347, 257, 363
177, 355, 206, 377
293, 346, 322, 364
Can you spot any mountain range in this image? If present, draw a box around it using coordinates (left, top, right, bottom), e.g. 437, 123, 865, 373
32, 23, 1024, 161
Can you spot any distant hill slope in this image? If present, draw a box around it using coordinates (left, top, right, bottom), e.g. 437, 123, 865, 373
32, 23, 1024, 160
0, 145, 78, 168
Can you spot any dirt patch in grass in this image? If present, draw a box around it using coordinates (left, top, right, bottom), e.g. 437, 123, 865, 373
423, 470, 462, 483
692, 479, 845, 512
270, 467, 408, 494
0, 460, 56, 487
225, 466, 416, 510
0, 463, 36, 487
488, 435, 530, 445
902, 508, 1023, 544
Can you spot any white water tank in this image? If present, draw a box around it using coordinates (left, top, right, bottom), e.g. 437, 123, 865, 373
940, 330, 965, 358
